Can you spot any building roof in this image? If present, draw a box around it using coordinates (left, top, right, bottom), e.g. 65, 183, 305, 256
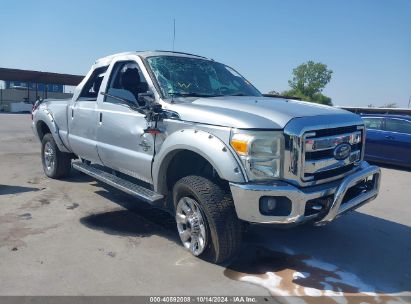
0, 67, 84, 86
360, 113, 411, 119
340, 106, 411, 116
0, 51, 210, 86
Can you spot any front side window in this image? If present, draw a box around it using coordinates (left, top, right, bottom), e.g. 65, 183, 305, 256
146, 56, 261, 100
385, 118, 411, 135
363, 117, 383, 130
105, 61, 148, 106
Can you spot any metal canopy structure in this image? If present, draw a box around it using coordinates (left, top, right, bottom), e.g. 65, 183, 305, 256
341, 106, 411, 116
0, 67, 84, 86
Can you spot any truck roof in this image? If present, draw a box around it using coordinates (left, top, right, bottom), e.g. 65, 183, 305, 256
94, 50, 210, 66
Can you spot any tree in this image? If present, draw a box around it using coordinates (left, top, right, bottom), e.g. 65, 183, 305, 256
268, 90, 280, 95
281, 89, 333, 106
288, 61, 333, 97
380, 102, 397, 108
279, 61, 333, 106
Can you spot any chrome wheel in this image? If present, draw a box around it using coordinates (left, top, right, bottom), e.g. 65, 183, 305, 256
44, 141, 55, 171
176, 197, 207, 256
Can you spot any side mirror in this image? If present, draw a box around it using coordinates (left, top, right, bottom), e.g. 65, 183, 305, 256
138, 91, 155, 105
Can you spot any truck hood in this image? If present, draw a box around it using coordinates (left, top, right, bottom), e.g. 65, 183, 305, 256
166, 96, 358, 129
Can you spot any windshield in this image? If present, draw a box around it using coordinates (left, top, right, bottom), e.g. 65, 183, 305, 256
146, 56, 262, 99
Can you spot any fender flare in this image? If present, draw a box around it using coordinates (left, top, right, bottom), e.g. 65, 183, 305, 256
34, 108, 71, 153
152, 129, 246, 194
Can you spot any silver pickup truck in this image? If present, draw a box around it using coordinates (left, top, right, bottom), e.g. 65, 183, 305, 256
32, 51, 381, 263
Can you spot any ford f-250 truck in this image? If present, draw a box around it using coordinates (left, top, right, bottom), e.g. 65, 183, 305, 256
32, 51, 381, 263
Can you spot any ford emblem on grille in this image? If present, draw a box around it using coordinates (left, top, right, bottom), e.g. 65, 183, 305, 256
333, 143, 351, 160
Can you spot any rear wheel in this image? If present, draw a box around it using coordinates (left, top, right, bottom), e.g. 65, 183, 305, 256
41, 133, 71, 179
173, 175, 242, 263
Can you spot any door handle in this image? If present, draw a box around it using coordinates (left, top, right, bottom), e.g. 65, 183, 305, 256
71, 108, 74, 118
385, 135, 394, 140
99, 112, 103, 123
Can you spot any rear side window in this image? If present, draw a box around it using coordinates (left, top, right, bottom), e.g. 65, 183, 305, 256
385, 119, 411, 135
78, 66, 108, 100
363, 117, 383, 130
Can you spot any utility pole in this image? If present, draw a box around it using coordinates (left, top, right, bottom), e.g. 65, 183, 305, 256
408, 95, 411, 108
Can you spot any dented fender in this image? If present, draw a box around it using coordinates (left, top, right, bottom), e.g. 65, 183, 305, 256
32, 106, 71, 153
152, 129, 246, 194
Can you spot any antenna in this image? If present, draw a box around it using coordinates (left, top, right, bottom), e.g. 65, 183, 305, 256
171, 18, 176, 103
172, 19, 176, 52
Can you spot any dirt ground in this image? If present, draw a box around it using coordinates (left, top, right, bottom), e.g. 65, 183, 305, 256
0, 113, 410, 303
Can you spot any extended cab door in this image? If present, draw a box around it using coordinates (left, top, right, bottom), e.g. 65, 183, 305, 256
68, 66, 107, 163
96, 59, 154, 184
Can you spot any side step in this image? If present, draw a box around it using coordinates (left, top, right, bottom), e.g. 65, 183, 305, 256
72, 162, 164, 204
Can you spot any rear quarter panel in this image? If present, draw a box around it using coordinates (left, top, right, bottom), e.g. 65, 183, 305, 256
47, 99, 71, 148
33, 99, 72, 153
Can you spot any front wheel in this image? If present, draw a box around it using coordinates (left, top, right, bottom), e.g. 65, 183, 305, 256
41, 133, 71, 179
173, 175, 242, 264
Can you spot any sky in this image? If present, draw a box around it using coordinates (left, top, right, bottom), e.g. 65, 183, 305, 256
0, 0, 410, 107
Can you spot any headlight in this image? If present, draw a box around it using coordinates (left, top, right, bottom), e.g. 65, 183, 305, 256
230, 130, 283, 180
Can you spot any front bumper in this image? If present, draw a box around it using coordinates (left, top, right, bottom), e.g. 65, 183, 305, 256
229, 162, 381, 226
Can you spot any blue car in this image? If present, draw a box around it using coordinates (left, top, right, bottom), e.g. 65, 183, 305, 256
361, 114, 411, 167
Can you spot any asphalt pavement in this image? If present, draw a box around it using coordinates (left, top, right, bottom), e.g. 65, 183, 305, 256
0, 113, 410, 302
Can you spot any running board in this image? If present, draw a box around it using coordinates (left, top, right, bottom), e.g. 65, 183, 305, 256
72, 162, 164, 204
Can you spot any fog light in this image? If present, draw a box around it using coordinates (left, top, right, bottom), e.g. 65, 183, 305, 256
266, 198, 277, 210
259, 196, 292, 216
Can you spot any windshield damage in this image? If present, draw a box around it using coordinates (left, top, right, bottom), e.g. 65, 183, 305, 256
146, 56, 261, 100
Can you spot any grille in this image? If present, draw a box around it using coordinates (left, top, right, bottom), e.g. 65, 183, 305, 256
301, 125, 364, 182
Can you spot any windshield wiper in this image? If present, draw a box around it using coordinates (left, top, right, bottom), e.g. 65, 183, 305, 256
226, 93, 249, 96
168, 92, 222, 98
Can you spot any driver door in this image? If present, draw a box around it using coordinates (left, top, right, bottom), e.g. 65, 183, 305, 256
381, 118, 411, 165
363, 116, 386, 162
96, 60, 154, 184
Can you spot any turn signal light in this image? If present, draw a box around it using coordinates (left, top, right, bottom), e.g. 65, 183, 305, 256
230, 139, 248, 155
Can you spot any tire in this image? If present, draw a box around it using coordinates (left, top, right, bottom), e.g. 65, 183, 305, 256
173, 175, 242, 264
41, 133, 71, 179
